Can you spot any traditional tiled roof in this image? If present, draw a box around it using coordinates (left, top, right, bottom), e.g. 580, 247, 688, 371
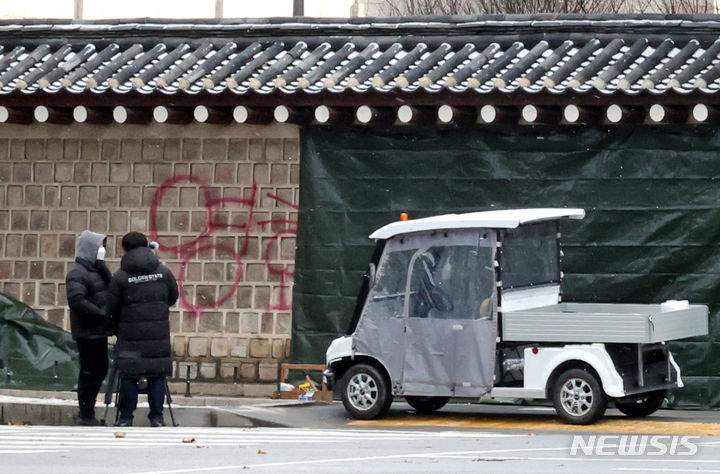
3, 16, 720, 100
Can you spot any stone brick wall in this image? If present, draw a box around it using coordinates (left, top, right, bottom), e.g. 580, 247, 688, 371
0, 122, 299, 394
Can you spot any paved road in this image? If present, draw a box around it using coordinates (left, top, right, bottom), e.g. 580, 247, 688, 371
3, 417, 720, 473
5, 400, 720, 473
229, 399, 720, 434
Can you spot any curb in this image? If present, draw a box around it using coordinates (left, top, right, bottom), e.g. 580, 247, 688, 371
0, 400, 305, 428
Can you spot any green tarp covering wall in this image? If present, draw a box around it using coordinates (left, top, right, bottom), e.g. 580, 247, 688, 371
0, 293, 78, 390
293, 125, 720, 408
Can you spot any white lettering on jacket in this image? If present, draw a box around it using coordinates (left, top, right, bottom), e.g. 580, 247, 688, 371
127, 273, 164, 284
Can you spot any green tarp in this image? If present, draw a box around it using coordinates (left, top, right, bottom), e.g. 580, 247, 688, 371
0, 293, 78, 390
293, 125, 720, 408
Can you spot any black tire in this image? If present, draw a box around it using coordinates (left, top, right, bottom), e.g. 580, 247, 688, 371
552, 368, 608, 425
615, 390, 666, 418
405, 396, 449, 414
341, 363, 392, 420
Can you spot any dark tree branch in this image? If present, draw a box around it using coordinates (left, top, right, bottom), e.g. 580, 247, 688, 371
379, 0, 717, 14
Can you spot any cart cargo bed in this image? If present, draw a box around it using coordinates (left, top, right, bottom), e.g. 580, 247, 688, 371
502, 303, 708, 343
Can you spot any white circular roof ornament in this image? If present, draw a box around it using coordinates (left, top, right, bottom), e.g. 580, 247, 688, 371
73, 106, 88, 123
397, 105, 413, 123
314, 105, 330, 123
274, 106, 289, 123
693, 104, 709, 122
563, 105, 580, 123
153, 106, 169, 123
649, 104, 665, 123
113, 106, 128, 124
194, 105, 209, 123
233, 106, 248, 123
34, 106, 49, 123
606, 104, 622, 124
522, 105, 538, 123
438, 105, 453, 124
356, 105, 372, 124
479, 105, 496, 123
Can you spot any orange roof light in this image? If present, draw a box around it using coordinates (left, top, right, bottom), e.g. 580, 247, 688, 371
400, 213, 409, 221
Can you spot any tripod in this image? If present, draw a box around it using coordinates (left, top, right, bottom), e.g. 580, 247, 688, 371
101, 354, 178, 427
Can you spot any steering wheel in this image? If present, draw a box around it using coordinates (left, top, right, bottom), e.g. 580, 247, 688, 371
427, 286, 454, 312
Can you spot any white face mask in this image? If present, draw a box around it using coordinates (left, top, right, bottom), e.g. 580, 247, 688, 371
97, 246, 106, 261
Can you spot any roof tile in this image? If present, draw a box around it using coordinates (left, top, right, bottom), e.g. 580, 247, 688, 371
1, 18, 720, 97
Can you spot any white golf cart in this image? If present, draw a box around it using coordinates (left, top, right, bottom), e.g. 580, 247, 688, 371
323, 209, 708, 424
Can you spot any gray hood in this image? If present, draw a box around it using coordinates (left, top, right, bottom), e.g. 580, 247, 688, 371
75, 230, 105, 262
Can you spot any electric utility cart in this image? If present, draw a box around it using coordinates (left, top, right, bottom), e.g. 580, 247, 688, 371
323, 209, 709, 425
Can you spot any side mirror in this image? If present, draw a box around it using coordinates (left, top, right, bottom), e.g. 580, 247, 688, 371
368, 263, 377, 288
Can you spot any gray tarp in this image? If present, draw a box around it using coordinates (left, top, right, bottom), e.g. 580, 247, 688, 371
0, 293, 78, 390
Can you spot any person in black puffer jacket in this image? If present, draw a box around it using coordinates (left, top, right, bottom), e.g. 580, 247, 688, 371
65, 230, 113, 426
108, 232, 178, 427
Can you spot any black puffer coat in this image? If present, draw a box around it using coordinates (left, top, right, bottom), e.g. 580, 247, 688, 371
108, 246, 178, 377
66, 231, 113, 340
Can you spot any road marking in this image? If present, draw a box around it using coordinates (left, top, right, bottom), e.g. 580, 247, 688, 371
126, 449, 560, 474
0, 426, 521, 453
349, 415, 720, 436
614, 469, 720, 473
0, 426, 513, 437
0, 450, 66, 454
127, 448, 720, 474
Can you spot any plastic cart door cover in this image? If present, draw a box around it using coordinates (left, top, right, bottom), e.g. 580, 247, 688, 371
0, 292, 79, 390
353, 229, 497, 397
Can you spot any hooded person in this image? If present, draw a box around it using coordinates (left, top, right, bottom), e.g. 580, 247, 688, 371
108, 231, 178, 427
65, 230, 113, 426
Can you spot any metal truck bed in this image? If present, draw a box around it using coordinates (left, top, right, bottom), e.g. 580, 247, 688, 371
502, 303, 708, 343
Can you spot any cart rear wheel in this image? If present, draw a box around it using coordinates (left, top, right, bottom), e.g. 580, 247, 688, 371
552, 368, 608, 425
341, 363, 392, 420
615, 390, 666, 418
405, 396, 449, 414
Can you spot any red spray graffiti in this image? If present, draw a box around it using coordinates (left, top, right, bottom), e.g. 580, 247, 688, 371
149, 175, 298, 317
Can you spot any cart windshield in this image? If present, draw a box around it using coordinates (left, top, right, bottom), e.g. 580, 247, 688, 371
360, 230, 495, 321
408, 244, 494, 320
365, 246, 415, 319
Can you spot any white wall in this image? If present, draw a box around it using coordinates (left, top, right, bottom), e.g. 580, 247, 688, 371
0, 0, 73, 19
0, 0, 357, 19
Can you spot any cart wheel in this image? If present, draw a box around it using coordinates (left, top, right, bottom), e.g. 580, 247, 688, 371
405, 396, 449, 414
552, 368, 608, 425
615, 390, 666, 418
341, 363, 392, 420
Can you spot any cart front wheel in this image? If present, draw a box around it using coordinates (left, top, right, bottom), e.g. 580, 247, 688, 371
552, 368, 608, 425
615, 390, 666, 418
341, 364, 392, 420
405, 396, 449, 414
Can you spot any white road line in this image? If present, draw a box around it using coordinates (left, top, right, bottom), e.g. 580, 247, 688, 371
0, 427, 517, 437
437, 455, 719, 462
127, 447, 720, 474
125, 450, 550, 474
0, 426, 522, 455
433, 446, 571, 455
0, 435, 490, 442
614, 469, 720, 473
427, 455, 720, 464
430, 447, 720, 462
0, 450, 66, 454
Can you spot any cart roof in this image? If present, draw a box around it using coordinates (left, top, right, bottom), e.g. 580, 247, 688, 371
369, 208, 586, 239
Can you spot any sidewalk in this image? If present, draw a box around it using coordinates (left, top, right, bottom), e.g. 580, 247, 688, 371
0, 388, 315, 428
